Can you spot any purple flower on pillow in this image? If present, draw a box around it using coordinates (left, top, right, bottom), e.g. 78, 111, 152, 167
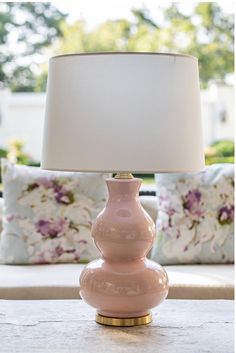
183, 189, 203, 219
55, 245, 76, 256
54, 188, 74, 205
35, 218, 68, 238
26, 177, 75, 205
52, 181, 74, 205
6, 214, 14, 222
166, 207, 176, 227
217, 205, 234, 225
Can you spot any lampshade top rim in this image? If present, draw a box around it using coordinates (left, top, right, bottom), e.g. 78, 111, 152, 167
50, 51, 197, 61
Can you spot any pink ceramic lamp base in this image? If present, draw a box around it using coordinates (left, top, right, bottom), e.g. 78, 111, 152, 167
79, 176, 169, 326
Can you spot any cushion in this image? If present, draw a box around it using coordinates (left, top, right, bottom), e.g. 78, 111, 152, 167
152, 164, 234, 265
0, 263, 233, 300
139, 195, 157, 222
167, 264, 234, 299
0, 159, 109, 264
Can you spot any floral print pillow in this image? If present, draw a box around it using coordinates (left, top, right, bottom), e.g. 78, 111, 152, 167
151, 164, 234, 265
0, 159, 109, 264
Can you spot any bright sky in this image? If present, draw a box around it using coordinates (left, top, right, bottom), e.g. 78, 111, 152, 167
51, 0, 235, 29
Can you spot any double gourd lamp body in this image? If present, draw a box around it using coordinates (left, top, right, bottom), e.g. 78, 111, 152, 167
41, 53, 205, 326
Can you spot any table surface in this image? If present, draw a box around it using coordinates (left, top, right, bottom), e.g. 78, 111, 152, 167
0, 299, 233, 353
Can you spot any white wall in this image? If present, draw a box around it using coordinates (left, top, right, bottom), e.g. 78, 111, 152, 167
0, 83, 234, 162
201, 83, 234, 145
0, 91, 45, 161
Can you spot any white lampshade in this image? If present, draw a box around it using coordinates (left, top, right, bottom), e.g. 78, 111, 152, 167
41, 53, 205, 173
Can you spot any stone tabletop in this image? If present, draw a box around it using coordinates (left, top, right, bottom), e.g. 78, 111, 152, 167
0, 300, 233, 353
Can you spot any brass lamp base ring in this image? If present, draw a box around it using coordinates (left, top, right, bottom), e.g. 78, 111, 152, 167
96, 313, 152, 327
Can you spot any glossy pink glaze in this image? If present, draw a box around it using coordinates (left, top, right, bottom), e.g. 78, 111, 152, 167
79, 178, 169, 318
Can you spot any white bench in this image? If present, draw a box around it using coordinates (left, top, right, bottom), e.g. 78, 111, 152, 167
0, 263, 233, 300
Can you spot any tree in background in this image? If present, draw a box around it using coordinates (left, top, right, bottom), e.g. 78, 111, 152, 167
153, 3, 234, 87
57, 20, 131, 53
0, 2, 234, 91
0, 2, 66, 91
54, 2, 233, 89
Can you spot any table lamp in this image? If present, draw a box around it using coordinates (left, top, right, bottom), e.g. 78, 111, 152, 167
41, 52, 204, 326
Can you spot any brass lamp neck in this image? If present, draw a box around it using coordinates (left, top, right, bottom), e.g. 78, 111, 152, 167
114, 173, 134, 179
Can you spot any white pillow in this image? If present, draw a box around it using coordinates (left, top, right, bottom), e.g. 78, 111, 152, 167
152, 164, 234, 265
0, 159, 109, 264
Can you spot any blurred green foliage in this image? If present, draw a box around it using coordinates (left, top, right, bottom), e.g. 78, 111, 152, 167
211, 140, 234, 157
6, 139, 31, 165
0, 2, 66, 91
0, 148, 7, 159
205, 140, 234, 165
0, 2, 234, 91
51, 2, 234, 90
